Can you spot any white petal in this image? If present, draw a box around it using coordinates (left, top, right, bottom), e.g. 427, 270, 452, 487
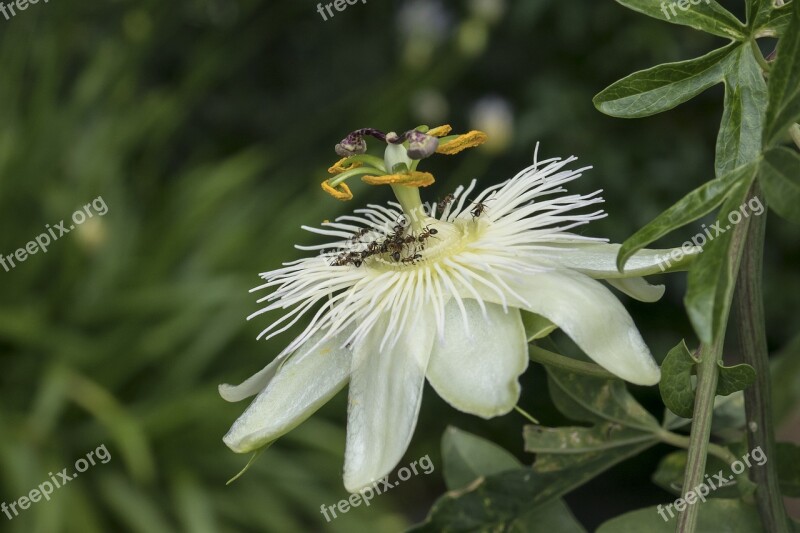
427, 300, 528, 418
219, 352, 291, 403
343, 308, 436, 492
606, 277, 665, 303
223, 328, 353, 453
533, 242, 699, 278
471, 268, 660, 386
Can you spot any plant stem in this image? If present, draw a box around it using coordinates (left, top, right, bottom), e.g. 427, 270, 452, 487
657, 430, 757, 495
676, 185, 754, 532
528, 344, 617, 380
734, 184, 791, 533
676, 337, 724, 531
657, 430, 735, 464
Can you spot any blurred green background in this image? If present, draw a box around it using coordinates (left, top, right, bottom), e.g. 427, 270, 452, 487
1, 0, 798, 531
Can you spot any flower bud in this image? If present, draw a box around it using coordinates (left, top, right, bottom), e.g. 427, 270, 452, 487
335, 134, 367, 157
406, 131, 439, 159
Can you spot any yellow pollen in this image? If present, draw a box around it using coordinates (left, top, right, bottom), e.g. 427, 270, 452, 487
436, 130, 488, 155
328, 158, 362, 175
428, 124, 453, 137
362, 171, 435, 188
321, 180, 353, 201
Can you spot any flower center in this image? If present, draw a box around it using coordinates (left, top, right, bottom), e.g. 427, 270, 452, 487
364, 217, 477, 271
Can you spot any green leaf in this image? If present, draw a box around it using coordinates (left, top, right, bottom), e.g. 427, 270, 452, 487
616, 161, 757, 271
776, 442, 800, 497
594, 45, 733, 118
716, 363, 757, 395
715, 44, 768, 177
441, 426, 521, 490
412, 369, 662, 532
510, 500, 587, 533
685, 167, 758, 343
710, 391, 747, 441
659, 340, 699, 418
659, 340, 754, 417
662, 389, 746, 431
764, 0, 800, 144
652, 450, 741, 498
615, 0, 746, 40
746, 0, 766, 31
522, 311, 557, 341
411, 443, 652, 533
546, 366, 661, 430
751, 1, 795, 38
524, 424, 656, 454
760, 147, 800, 223
596, 499, 765, 532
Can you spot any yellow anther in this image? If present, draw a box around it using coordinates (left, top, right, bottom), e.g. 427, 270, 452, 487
362, 171, 435, 188
436, 130, 488, 155
321, 180, 353, 201
428, 124, 453, 137
328, 158, 362, 175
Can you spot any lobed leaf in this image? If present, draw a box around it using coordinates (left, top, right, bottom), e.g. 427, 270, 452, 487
546, 366, 661, 430
763, 0, 800, 145
715, 44, 768, 177
615, 0, 745, 39
751, 1, 795, 37
616, 161, 757, 271
594, 45, 733, 118
441, 426, 521, 491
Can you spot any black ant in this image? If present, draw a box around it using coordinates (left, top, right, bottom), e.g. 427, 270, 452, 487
470, 200, 488, 219
349, 228, 370, 242
401, 253, 422, 265
437, 194, 455, 214
418, 225, 439, 242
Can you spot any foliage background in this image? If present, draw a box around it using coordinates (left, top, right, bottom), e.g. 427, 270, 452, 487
0, 0, 797, 531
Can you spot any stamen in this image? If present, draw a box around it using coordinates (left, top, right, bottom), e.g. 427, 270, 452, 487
321, 181, 353, 201
362, 171, 435, 188
328, 158, 362, 175
436, 130, 488, 155
428, 124, 453, 137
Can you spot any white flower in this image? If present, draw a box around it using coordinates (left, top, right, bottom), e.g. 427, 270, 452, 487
221, 147, 673, 492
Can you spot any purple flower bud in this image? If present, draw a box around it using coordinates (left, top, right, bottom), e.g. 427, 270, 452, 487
335, 134, 367, 157
406, 130, 439, 159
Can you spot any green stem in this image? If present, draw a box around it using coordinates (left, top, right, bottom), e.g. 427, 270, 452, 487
750, 39, 771, 74
657, 430, 735, 464
329, 166, 383, 188
676, 337, 724, 531
527, 344, 617, 380
734, 183, 791, 532
657, 430, 756, 495
676, 185, 754, 532
390, 185, 427, 232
